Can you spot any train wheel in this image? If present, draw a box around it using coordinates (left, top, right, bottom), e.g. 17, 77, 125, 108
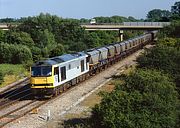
55, 89, 58, 96
63, 85, 67, 91
60, 86, 63, 93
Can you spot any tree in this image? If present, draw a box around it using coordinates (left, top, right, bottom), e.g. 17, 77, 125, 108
50, 44, 65, 57
4, 31, 34, 47
30, 46, 42, 62
93, 16, 135, 24
92, 69, 179, 128
147, 9, 171, 21
69, 41, 87, 52
0, 18, 16, 23
128, 16, 138, 22
0, 43, 33, 64
171, 2, 180, 15
162, 20, 180, 38
12, 45, 33, 64
0, 43, 13, 63
33, 29, 57, 58
0, 30, 5, 42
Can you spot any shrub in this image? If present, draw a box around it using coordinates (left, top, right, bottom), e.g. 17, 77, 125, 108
0, 72, 3, 84
0, 43, 33, 64
137, 45, 180, 90
92, 69, 179, 128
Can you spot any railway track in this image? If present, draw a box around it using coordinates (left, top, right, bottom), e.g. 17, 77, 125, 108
0, 99, 48, 128
0, 78, 32, 128
0, 78, 30, 98
0, 84, 32, 109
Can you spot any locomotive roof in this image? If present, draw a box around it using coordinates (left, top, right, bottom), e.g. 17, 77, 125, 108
33, 52, 87, 66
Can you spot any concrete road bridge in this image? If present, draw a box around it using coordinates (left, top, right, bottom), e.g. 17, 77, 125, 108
0, 22, 170, 41
81, 22, 170, 41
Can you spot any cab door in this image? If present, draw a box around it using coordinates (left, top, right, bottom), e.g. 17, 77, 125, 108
54, 67, 60, 86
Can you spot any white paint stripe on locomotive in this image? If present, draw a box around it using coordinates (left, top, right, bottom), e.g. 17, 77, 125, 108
59, 69, 125, 116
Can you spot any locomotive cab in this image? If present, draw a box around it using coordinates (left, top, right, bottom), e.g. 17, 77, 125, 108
30, 62, 55, 97
31, 66, 53, 85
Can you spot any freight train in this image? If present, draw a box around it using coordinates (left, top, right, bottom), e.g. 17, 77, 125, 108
30, 31, 158, 98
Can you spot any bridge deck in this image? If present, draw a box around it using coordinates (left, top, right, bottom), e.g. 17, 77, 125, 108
0, 22, 170, 30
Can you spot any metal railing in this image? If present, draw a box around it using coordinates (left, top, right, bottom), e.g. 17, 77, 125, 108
123, 22, 170, 26
81, 22, 170, 27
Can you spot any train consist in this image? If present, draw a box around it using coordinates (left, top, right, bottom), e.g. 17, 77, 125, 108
30, 31, 158, 97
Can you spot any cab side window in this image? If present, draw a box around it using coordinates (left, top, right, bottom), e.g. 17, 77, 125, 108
54, 67, 59, 75
81, 60, 84, 72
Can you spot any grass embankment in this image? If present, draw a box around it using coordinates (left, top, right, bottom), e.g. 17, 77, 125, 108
0, 64, 29, 87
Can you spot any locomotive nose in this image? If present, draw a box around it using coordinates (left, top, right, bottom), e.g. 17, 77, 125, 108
31, 77, 53, 85
31, 77, 47, 84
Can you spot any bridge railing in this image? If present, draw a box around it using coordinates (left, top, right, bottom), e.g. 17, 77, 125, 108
81, 22, 170, 27
123, 22, 170, 26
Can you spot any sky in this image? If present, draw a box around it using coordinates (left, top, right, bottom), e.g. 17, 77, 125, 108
0, 0, 178, 19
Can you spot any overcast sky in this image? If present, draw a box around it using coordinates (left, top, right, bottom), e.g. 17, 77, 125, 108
0, 0, 178, 19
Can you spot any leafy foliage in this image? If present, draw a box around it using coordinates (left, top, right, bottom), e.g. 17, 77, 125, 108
4, 31, 34, 47
93, 16, 138, 23
146, 9, 171, 22
0, 43, 32, 64
0, 72, 3, 84
171, 2, 180, 15
137, 42, 180, 87
0, 13, 142, 64
49, 43, 65, 57
0, 30, 5, 42
92, 69, 179, 128
161, 20, 180, 38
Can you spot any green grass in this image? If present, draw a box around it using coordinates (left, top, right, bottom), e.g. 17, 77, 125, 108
0, 64, 30, 87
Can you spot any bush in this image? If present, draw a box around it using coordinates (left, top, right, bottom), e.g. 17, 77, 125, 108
92, 69, 179, 128
0, 43, 33, 64
137, 44, 180, 90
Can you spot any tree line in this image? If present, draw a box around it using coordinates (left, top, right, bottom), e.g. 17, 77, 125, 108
146, 1, 180, 22
0, 14, 142, 65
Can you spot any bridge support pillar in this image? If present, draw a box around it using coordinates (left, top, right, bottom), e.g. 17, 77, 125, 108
118, 30, 123, 42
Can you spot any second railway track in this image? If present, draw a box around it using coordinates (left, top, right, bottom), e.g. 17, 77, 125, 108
0, 99, 47, 128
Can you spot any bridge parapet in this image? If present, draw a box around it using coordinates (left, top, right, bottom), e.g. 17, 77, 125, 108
123, 22, 170, 26
81, 22, 170, 26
